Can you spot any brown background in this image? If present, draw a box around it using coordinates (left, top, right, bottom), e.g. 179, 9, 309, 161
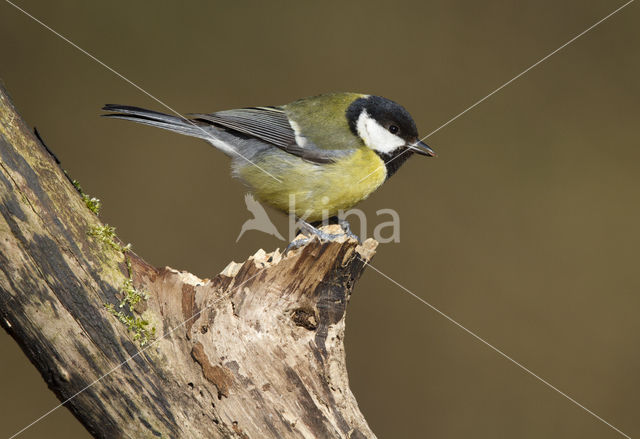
1, 1, 638, 438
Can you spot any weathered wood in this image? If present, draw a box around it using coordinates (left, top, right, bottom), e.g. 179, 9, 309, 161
0, 84, 378, 438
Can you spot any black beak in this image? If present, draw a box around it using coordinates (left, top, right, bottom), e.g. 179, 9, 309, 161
411, 140, 436, 157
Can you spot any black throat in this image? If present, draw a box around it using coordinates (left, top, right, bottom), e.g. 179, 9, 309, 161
376, 149, 414, 179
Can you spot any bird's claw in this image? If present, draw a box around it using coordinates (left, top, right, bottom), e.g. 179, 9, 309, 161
284, 219, 360, 255
284, 237, 311, 255
337, 219, 361, 243
298, 220, 344, 241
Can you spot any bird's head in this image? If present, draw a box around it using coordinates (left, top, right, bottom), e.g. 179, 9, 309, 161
346, 95, 435, 158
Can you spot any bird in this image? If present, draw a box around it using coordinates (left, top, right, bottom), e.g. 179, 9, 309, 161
103, 93, 435, 241
236, 193, 285, 242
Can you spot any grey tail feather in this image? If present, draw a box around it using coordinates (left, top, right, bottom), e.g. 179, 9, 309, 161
101, 104, 210, 140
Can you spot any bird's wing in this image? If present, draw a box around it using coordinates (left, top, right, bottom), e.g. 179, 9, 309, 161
190, 107, 341, 164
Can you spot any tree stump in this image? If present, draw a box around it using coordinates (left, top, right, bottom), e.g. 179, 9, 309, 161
0, 84, 378, 438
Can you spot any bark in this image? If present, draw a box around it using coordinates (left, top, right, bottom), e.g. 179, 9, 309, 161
0, 84, 378, 439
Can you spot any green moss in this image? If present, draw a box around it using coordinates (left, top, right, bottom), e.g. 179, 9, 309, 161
105, 304, 155, 346
88, 224, 121, 252
83, 196, 101, 215
71, 178, 101, 215
87, 208, 155, 346
105, 277, 155, 346
121, 278, 149, 310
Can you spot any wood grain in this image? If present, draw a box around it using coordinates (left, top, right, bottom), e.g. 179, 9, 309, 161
0, 84, 377, 438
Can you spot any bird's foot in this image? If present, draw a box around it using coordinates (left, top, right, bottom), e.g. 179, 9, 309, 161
337, 219, 361, 243
283, 237, 311, 254
284, 220, 346, 255
298, 219, 345, 241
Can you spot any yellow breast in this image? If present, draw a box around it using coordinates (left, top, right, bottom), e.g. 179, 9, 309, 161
237, 147, 387, 221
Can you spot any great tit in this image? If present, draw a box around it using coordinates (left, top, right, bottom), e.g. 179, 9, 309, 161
103, 93, 435, 224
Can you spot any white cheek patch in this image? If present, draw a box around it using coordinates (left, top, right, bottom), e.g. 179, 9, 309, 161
356, 110, 405, 154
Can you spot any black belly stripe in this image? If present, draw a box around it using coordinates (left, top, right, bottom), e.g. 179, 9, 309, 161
376, 149, 414, 179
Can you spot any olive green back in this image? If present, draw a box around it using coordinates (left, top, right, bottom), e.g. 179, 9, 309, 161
283, 92, 367, 151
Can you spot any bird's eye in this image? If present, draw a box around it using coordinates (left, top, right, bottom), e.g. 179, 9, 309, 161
388, 125, 399, 134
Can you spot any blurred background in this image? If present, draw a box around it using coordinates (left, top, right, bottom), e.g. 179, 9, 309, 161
1, 1, 638, 438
